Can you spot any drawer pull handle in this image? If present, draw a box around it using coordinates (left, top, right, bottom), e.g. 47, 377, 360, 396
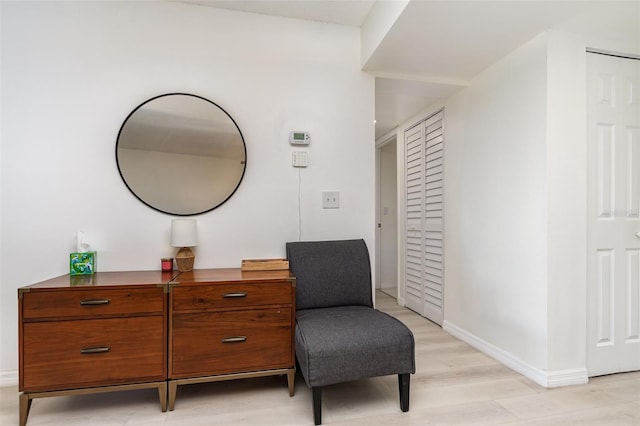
80, 299, 111, 306
80, 346, 111, 355
221, 336, 247, 344
222, 292, 247, 298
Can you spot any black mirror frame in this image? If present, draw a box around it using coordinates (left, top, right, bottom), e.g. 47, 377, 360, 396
115, 93, 247, 216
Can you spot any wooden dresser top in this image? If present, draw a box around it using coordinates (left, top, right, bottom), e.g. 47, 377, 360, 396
19, 270, 178, 293
19, 268, 295, 294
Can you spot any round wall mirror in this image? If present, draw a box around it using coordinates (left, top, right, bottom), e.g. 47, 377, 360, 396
116, 93, 247, 215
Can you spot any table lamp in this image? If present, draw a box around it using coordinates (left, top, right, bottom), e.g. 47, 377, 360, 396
171, 219, 198, 272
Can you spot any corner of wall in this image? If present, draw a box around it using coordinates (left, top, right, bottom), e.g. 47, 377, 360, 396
360, 0, 409, 68
443, 321, 588, 388
544, 29, 589, 374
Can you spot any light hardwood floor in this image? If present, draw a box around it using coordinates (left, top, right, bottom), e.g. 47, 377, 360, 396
2, 291, 638, 425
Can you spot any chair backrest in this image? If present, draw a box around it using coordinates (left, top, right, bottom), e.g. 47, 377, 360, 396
286, 239, 373, 311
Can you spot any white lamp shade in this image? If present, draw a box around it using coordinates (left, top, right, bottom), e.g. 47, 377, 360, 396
170, 219, 198, 247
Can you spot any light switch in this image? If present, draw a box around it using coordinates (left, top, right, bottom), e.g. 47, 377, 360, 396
322, 191, 340, 209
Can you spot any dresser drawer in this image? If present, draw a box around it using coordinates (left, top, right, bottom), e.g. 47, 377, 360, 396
171, 308, 292, 377
22, 316, 165, 391
172, 282, 291, 312
22, 287, 164, 320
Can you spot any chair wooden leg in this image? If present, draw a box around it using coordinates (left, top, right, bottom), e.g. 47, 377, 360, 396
398, 373, 410, 412
312, 386, 322, 425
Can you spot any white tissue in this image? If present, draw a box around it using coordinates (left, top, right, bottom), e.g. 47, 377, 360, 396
76, 231, 91, 253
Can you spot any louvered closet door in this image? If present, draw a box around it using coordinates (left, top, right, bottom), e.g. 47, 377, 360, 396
405, 122, 425, 315
404, 110, 444, 325
423, 112, 444, 325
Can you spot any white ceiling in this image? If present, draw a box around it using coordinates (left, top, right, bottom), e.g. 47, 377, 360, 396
175, 0, 375, 26
175, 0, 636, 139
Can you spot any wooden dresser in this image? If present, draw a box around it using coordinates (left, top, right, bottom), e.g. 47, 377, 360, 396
18, 268, 296, 424
18, 271, 171, 426
168, 268, 296, 410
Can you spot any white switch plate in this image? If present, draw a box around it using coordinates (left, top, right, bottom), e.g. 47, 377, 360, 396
322, 191, 340, 209
292, 151, 308, 167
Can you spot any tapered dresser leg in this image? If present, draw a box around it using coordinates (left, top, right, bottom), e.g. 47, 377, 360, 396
19, 393, 32, 426
168, 381, 178, 411
158, 382, 168, 412
287, 369, 295, 396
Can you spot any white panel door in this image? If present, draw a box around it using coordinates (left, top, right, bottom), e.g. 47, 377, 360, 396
587, 52, 640, 376
403, 110, 444, 325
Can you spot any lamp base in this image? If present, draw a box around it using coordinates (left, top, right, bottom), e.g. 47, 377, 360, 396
175, 247, 195, 272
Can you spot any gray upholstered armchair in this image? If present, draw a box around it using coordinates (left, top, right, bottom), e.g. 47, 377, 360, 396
286, 239, 415, 425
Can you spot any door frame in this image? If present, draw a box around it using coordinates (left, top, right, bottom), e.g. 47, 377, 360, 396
375, 132, 399, 299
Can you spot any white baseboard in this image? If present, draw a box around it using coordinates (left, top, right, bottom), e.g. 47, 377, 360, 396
0, 370, 18, 388
546, 368, 590, 387
442, 320, 588, 388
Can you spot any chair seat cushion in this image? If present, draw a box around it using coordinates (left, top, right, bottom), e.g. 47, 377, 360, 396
295, 305, 415, 387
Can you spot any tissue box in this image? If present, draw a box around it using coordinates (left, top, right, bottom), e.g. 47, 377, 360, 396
70, 251, 97, 275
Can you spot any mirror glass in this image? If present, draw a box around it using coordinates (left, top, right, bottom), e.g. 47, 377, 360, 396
116, 93, 246, 215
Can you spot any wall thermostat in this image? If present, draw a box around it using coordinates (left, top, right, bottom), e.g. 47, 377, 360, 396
289, 131, 310, 145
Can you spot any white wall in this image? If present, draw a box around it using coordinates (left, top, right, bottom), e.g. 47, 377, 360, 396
544, 30, 589, 379
0, 1, 375, 381
544, 1, 640, 376
437, 2, 639, 386
443, 33, 550, 371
